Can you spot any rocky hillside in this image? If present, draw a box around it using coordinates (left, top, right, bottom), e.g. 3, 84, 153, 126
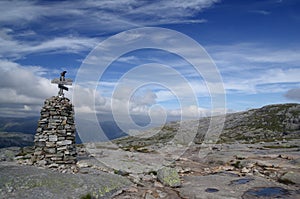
114, 103, 300, 149
215, 103, 300, 143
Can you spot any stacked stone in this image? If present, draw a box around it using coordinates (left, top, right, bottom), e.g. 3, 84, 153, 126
34, 96, 77, 166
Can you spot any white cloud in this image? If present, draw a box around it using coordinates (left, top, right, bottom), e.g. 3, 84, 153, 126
23, 105, 32, 111
75, 105, 94, 114
73, 40, 299, 121
284, 88, 300, 101
250, 10, 270, 15
0, 0, 222, 118
168, 105, 226, 118
209, 43, 300, 66
133, 89, 157, 106
123, 0, 215, 25
0, 1, 46, 24
0, 59, 108, 117
0, 60, 57, 99
258, 68, 300, 84
0, 30, 100, 59
0, 60, 58, 117
0, 58, 222, 123
1, 0, 217, 33
169, 105, 204, 118
222, 68, 300, 94
207, 43, 300, 94
0, 59, 193, 118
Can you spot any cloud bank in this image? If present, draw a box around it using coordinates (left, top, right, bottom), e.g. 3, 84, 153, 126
284, 88, 300, 101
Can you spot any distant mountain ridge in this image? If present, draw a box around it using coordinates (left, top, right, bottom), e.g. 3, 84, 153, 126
0, 132, 34, 148
0, 116, 128, 148
0, 117, 39, 135
1, 103, 299, 148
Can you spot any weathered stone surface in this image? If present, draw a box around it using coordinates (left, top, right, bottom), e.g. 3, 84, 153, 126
0, 164, 132, 199
44, 148, 56, 154
4, 103, 298, 198
0, 147, 21, 161
48, 135, 57, 142
157, 167, 181, 187
280, 171, 300, 184
290, 158, 300, 167
57, 140, 72, 146
178, 173, 298, 199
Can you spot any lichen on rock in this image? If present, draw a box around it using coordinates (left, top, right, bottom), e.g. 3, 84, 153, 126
157, 167, 181, 187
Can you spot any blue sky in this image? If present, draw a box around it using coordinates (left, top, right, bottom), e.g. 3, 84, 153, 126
0, 0, 299, 123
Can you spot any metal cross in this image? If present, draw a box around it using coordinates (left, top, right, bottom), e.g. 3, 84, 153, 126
51, 71, 73, 97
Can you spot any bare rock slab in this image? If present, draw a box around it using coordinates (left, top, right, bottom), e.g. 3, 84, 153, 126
280, 171, 300, 185
0, 164, 132, 199
178, 173, 298, 199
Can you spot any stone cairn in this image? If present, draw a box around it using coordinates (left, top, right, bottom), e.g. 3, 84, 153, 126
34, 71, 77, 167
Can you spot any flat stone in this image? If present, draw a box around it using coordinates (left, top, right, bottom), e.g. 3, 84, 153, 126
45, 148, 56, 154
290, 158, 300, 167
51, 157, 63, 161
157, 167, 181, 187
46, 142, 56, 147
144, 192, 156, 199
57, 140, 72, 146
58, 136, 66, 140
66, 136, 75, 140
154, 181, 164, 188
36, 160, 47, 166
35, 141, 45, 147
34, 151, 43, 156
48, 163, 59, 168
57, 130, 66, 134
280, 171, 300, 184
57, 146, 67, 151
76, 161, 91, 168
48, 135, 58, 142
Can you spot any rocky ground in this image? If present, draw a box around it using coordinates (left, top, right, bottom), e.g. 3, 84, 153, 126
0, 103, 299, 198
80, 139, 300, 199
1, 138, 299, 199
0, 161, 131, 199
